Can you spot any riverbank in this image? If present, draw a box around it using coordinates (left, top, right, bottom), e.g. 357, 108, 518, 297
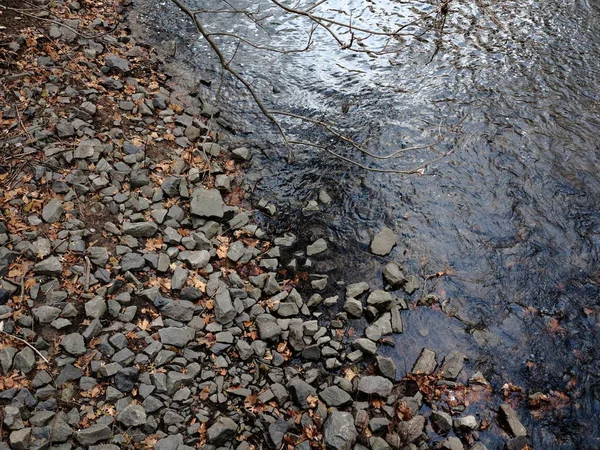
0, 1, 532, 449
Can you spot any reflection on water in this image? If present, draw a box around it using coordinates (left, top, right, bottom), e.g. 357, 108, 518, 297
137, 0, 600, 447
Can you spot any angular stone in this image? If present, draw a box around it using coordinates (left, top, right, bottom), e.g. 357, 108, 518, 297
343, 298, 363, 318
33, 257, 62, 276
412, 348, 437, 374
454, 415, 478, 432
118, 404, 146, 427
13, 348, 35, 374
158, 327, 194, 347
371, 227, 397, 256
190, 188, 225, 219
121, 253, 145, 272
42, 198, 64, 223
207, 417, 237, 445
440, 350, 466, 380
75, 424, 113, 445
32, 306, 61, 324
288, 378, 317, 409
397, 415, 425, 445
376, 355, 396, 380
306, 238, 328, 256
499, 404, 527, 437
324, 411, 357, 450
123, 221, 157, 237
160, 300, 195, 322
357, 376, 393, 396
9, 428, 31, 450
383, 262, 406, 287
319, 386, 352, 407
61, 333, 86, 356
214, 286, 236, 324
352, 338, 377, 355
430, 410, 452, 435
367, 290, 393, 310
346, 282, 369, 298
179, 250, 210, 269
104, 53, 130, 72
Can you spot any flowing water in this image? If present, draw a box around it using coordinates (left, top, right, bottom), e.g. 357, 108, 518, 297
134, 0, 600, 447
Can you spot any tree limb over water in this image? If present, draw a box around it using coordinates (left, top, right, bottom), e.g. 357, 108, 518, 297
169, 0, 464, 174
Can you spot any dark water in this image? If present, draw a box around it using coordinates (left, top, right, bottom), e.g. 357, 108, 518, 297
134, 0, 600, 448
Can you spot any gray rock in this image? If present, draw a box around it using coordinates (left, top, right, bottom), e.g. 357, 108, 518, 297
440, 436, 464, 450
104, 53, 130, 72
118, 404, 147, 427
3, 405, 23, 430
288, 378, 317, 409
430, 410, 452, 435
158, 327, 194, 347
179, 250, 210, 269
377, 355, 397, 380
0, 346, 17, 372
367, 290, 393, 310
161, 300, 195, 322
412, 348, 437, 374
214, 286, 236, 324
56, 120, 75, 138
383, 262, 406, 286
42, 198, 64, 223
32, 306, 61, 324
13, 348, 35, 374
324, 411, 357, 450
499, 404, 527, 437
257, 319, 282, 342
9, 428, 31, 450
33, 256, 62, 276
50, 419, 73, 443
352, 338, 377, 355
454, 415, 478, 433
0, 247, 17, 277
357, 376, 393, 396
232, 147, 252, 161
397, 415, 425, 445
190, 188, 225, 219
269, 417, 291, 448
440, 350, 466, 380
75, 424, 113, 445
123, 221, 158, 237
319, 385, 352, 407
121, 253, 145, 272
306, 238, 328, 256
346, 282, 369, 298
88, 247, 109, 266
85, 297, 106, 319
343, 298, 363, 317
207, 416, 237, 445
371, 227, 397, 256
61, 333, 86, 356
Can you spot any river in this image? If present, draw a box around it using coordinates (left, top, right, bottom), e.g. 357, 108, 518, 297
133, 0, 600, 448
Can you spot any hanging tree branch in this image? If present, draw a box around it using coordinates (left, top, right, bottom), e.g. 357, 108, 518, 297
169, 0, 467, 173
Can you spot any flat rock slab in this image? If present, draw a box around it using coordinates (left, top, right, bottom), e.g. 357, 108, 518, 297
412, 348, 437, 374
499, 404, 528, 437
371, 227, 397, 256
357, 375, 393, 396
190, 188, 225, 218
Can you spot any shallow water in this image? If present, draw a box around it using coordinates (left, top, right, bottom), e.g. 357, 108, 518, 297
135, 0, 600, 447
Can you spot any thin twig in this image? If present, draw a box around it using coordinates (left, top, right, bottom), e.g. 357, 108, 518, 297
0, 329, 50, 364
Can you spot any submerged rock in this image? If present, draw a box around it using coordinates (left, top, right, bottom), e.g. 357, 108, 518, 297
371, 227, 397, 256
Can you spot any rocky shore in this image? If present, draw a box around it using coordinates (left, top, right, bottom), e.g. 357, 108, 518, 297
0, 1, 532, 449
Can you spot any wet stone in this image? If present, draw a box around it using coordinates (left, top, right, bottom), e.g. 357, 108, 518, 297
412, 348, 437, 374
357, 376, 393, 396
306, 238, 328, 256
371, 227, 397, 256
383, 262, 406, 287
324, 411, 357, 450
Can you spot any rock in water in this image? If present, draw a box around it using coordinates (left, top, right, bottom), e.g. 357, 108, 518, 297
371, 227, 397, 256
324, 411, 357, 450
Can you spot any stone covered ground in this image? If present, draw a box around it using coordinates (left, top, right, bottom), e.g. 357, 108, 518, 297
0, 1, 533, 449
